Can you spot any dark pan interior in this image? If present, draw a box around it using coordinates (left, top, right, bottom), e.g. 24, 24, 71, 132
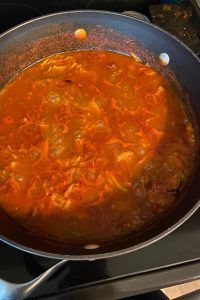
0, 11, 199, 259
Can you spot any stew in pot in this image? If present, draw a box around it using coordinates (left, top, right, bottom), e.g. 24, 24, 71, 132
0, 50, 196, 242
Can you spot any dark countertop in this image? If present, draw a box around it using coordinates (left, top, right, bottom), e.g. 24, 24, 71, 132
149, 3, 200, 53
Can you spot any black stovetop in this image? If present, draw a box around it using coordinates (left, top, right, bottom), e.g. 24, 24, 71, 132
0, 1, 199, 299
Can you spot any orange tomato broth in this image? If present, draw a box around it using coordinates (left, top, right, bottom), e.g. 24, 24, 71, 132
0, 50, 196, 243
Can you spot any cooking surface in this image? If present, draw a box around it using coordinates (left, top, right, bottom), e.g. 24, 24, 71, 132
149, 3, 200, 53
0, 1, 199, 299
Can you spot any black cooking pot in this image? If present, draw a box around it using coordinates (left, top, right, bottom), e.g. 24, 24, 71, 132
0, 10, 199, 260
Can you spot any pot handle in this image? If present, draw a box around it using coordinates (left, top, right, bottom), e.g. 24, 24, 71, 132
0, 259, 67, 300
122, 11, 150, 23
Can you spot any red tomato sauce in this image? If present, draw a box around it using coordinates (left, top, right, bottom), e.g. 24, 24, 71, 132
0, 51, 196, 242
